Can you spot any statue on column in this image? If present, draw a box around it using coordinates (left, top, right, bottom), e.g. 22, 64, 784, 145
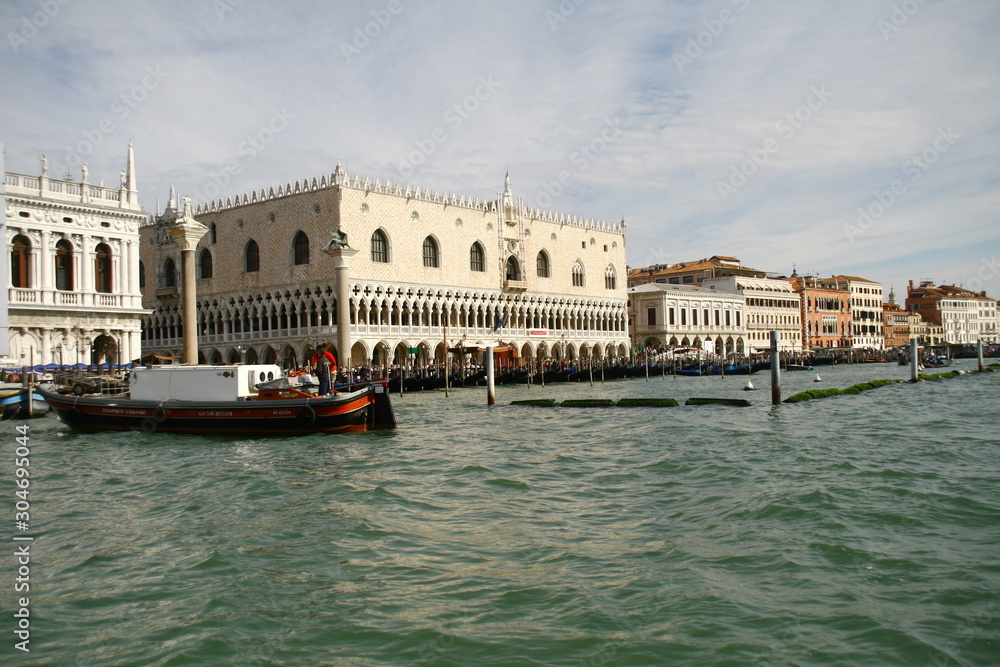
40, 154, 48, 177
81, 163, 89, 183
120, 169, 127, 189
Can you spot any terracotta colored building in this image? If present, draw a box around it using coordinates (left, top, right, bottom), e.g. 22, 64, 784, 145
790, 275, 851, 349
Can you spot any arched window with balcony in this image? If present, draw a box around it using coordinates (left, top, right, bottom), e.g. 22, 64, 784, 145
536, 250, 550, 278
55, 239, 74, 291
371, 229, 389, 263
198, 248, 213, 279
10, 234, 31, 288
94, 243, 112, 293
244, 239, 260, 272
161, 257, 177, 288
470, 242, 485, 272
292, 231, 309, 265
505, 255, 521, 281
422, 236, 439, 268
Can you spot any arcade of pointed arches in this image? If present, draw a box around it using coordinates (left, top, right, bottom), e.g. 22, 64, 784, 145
639, 335, 747, 357
141, 281, 630, 369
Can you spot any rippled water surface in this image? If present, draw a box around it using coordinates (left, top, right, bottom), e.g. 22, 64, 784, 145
3, 363, 999, 665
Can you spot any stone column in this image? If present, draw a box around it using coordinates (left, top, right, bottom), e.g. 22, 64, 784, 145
39, 229, 52, 305
323, 242, 359, 368
166, 200, 208, 365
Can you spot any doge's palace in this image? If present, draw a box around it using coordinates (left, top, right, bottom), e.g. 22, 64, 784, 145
3, 145, 147, 369
139, 167, 630, 369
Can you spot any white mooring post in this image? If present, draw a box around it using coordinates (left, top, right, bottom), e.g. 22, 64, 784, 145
910, 338, 920, 382
770, 331, 781, 406
486, 345, 496, 406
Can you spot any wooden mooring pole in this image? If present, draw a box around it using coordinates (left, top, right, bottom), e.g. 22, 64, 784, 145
910, 338, 919, 382
977, 338, 984, 372
770, 331, 781, 405
486, 345, 496, 406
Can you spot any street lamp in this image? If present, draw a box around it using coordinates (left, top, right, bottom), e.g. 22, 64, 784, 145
63, 332, 91, 367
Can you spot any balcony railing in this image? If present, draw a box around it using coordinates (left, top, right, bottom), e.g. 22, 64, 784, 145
8, 287, 134, 309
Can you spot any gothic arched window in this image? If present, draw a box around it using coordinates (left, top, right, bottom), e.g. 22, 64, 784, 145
292, 231, 309, 265
244, 239, 260, 272
470, 242, 485, 272
536, 250, 550, 278
198, 248, 213, 279
371, 229, 389, 263
422, 236, 439, 268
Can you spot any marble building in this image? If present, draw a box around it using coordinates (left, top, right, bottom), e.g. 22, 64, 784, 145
138, 169, 630, 370
3, 145, 146, 369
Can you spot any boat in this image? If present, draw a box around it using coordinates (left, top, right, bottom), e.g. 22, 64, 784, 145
38, 364, 396, 435
0, 386, 50, 420
923, 356, 952, 368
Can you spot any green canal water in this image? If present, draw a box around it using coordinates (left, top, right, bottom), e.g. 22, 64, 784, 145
2, 362, 999, 666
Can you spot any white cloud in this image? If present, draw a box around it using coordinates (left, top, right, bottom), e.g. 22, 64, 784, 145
2, 0, 999, 294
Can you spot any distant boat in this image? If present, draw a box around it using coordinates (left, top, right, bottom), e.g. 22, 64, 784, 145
784, 364, 813, 371
0, 386, 49, 420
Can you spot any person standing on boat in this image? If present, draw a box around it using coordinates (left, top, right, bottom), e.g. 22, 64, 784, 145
313, 346, 338, 395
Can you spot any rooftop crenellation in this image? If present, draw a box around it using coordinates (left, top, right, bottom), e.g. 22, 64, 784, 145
192, 167, 623, 234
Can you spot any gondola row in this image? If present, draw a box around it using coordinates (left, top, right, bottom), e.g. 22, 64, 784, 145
379, 360, 805, 391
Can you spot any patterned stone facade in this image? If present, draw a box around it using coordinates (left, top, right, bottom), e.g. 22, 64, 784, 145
139, 169, 630, 369
3, 145, 146, 368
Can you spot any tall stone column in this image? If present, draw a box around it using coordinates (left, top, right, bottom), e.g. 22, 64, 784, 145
39, 229, 52, 305
166, 198, 207, 365
323, 239, 358, 368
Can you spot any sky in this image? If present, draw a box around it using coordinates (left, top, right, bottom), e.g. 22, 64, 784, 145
2, 0, 999, 298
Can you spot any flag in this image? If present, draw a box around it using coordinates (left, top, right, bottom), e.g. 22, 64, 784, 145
491, 314, 508, 333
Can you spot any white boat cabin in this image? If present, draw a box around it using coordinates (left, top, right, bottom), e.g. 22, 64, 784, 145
129, 365, 284, 402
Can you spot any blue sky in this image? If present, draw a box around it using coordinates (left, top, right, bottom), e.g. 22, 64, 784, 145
2, 0, 998, 297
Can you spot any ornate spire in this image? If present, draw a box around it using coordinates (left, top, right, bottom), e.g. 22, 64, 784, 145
502, 171, 514, 219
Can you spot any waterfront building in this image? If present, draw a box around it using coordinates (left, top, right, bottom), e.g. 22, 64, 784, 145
904, 281, 998, 344
138, 169, 630, 369
790, 275, 851, 349
627, 283, 747, 356
701, 275, 803, 352
818, 275, 884, 350
3, 145, 146, 368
